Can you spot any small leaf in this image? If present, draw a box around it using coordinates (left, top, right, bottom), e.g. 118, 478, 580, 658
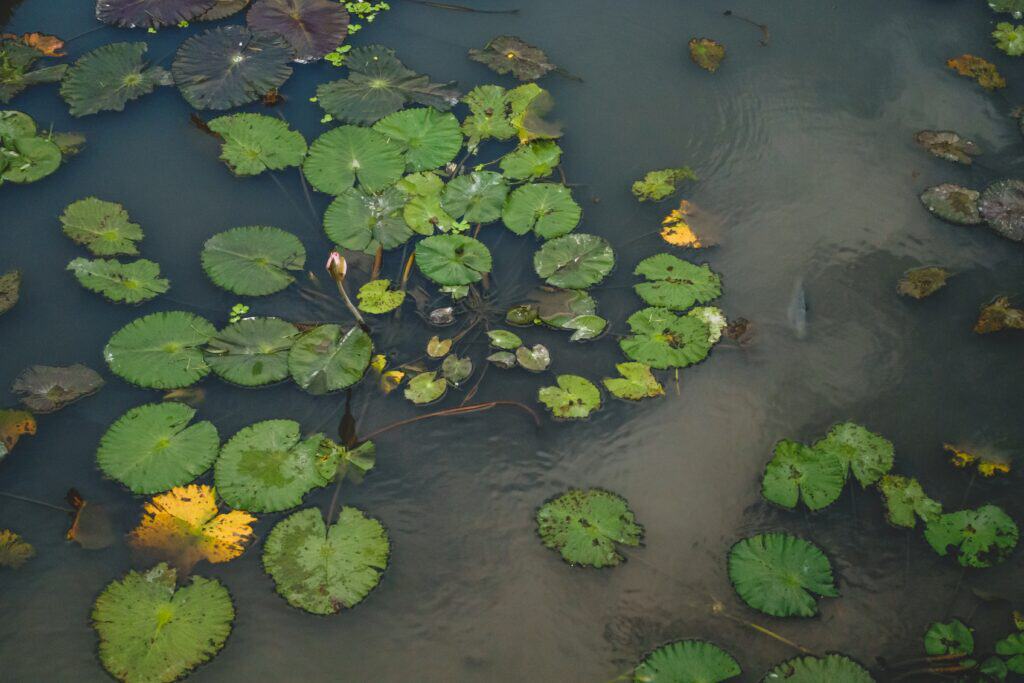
536, 489, 642, 567
442, 170, 509, 223
11, 364, 104, 413
689, 37, 725, 72
0, 270, 20, 315
357, 279, 406, 314
404, 371, 447, 404
502, 182, 580, 239
538, 374, 600, 419
924, 504, 1019, 567
632, 167, 697, 202
516, 343, 551, 372
0, 409, 36, 460
564, 314, 606, 341
487, 329, 522, 350
533, 233, 615, 289
487, 351, 516, 368
914, 130, 980, 165
924, 619, 974, 656
947, 54, 1006, 90
812, 422, 894, 487
415, 234, 492, 286
372, 107, 462, 172
603, 362, 663, 401
0, 529, 34, 568
974, 296, 1024, 334
919, 184, 982, 225
426, 335, 452, 358
761, 439, 846, 511
441, 354, 472, 385
877, 475, 942, 529
499, 140, 562, 180
898, 266, 950, 299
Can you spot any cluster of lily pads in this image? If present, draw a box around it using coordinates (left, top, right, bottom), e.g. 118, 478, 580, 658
0, 108, 81, 185
899, 616, 1024, 679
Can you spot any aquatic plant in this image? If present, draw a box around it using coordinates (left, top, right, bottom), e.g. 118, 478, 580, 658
0, 409, 35, 461
924, 619, 974, 656
68, 257, 170, 303
762, 654, 872, 682
0, 270, 20, 315
603, 362, 664, 401
974, 296, 1024, 333
919, 183, 982, 225
0, 529, 34, 568
59, 198, 143, 255
205, 317, 300, 386
877, 475, 942, 528
207, 113, 307, 176
632, 167, 698, 202
688, 38, 725, 73
468, 35, 557, 81
201, 226, 306, 295
727, 532, 838, 617
96, 0, 217, 28
897, 266, 951, 299
0, 36, 66, 103
0, 111, 68, 185
536, 489, 643, 567
632, 640, 741, 682
104, 311, 216, 388
620, 307, 713, 368
10, 364, 104, 413
60, 42, 172, 116
914, 130, 980, 165
924, 504, 1019, 567
246, 0, 349, 63
978, 179, 1024, 242
538, 374, 601, 419
946, 54, 1006, 90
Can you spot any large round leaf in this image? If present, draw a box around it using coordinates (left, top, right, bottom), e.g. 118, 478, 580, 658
323, 186, 411, 253
619, 306, 713, 369
0, 135, 61, 184
634, 254, 721, 311
811, 422, 893, 488
536, 488, 643, 567
441, 171, 509, 223
534, 233, 614, 288
372, 107, 462, 172
60, 42, 172, 117
924, 619, 974, 656
760, 655, 873, 683
201, 226, 305, 296
92, 564, 233, 683
105, 311, 216, 389
919, 183, 982, 225
761, 439, 846, 511
67, 257, 169, 304
727, 533, 838, 618
97, 402, 220, 494
205, 317, 299, 386
263, 506, 389, 614
288, 324, 372, 394
303, 125, 404, 195
246, 0, 349, 63
215, 420, 332, 512
96, 0, 216, 28
924, 504, 1018, 567
633, 640, 741, 683
172, 26, 294, 110
979, 178, 1024, 242
502, 183, 580, 239
415, 234, 492, 286
462, 84, 515, 147
59, 197, 143, 256
207, 113, 307, 176
499, 140, 562, 180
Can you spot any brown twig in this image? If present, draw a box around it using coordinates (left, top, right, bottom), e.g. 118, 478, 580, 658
360, 400, 540, 441
723, 9, 770, 46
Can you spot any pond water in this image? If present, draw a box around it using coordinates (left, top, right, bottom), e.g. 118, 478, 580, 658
2, 0, 1024, 681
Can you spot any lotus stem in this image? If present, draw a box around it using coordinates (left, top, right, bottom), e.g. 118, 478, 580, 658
0, 491, 73, 513
64, 25, 107, 43
360, 400, 540, 441
371, 246, 384, 280
327, 251, 370, 332
714, 609, 813, 655
400, 253, 415, 290
402, 0, 519, 14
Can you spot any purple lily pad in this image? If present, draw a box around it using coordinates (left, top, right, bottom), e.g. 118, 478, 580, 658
11, 364, 104, 413
979, 179, 1024, 243
246, 0, 349, 63
96, 0, 216, 29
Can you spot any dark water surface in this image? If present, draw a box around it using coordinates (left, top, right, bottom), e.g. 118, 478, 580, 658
3, 0, 1024, 681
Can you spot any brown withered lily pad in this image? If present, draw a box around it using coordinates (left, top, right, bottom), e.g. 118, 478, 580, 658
0, 270, 20, 315
914, 131, 980, 165
974, 296, 1024, 334
468, 35, 557, 81
947, 54, 1006, 90
897, 267, 951, 299
919, 184, 982, 225
689, 38, 725, 73
979, 179, 1024, 242
12, 364, 104, 413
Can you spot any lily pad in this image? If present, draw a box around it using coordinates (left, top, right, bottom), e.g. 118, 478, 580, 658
516, 343, 551, 372
0, 529, 34, 569
199, 0, 251, 20
689, 38, 725, 72
96, 0, 216, 28
11, 364, 104, 413
205, 317, 299, 386
488, 329, 522, 350
404, 371, 447, 404
303, 125, 405, 195
507, 82, 562, 143
914, 130, 980, 165
246, 0, 349, 63
104, 311, 216, 389
263, 506, 389, 614
462, 84, 515, 148
67, 257, 169, 304
172, 25, 294, 110
534, 233, 614, 289
499, 140, 562, 180
60, 42, 172, 117
762, 655, 873, 683
468, 35, 557, 81
357, 279, 406, 313
536, 489, 642, 567
898, 266, 950, 299
415, 234, 492, 286
919, 184, 982, 225
634, 254, 721, 311
323, 186, 411, 252
530, 286, 596, 328
372, 107, 462, 172
488, 351, 516, 368
0, 270, 19, 315
974, 296, 1024, 334
633, 640, 741, 683
995, 22, 1024, 55
288, 324, 372, 394
0, 38, 67, 104
441, 354, 472, 385
727, 533, 838, 617
761, 439, 846, 511
316, 44, 459, 124
603, 362, 664, 401
538, 374, 600, 419
207, 113, 307, 176
811, 422, 893, 488
426, 336, 452, 358
97, 402, 220, 494
0, 135, 61, 184
442, 171, 509, 223
0, 410, 36, 461
947, 54, 1005, 90
201, 226, 305, 296
59, 197, 143, 256
688, 306, 727, 343
564, 314, 606, 341
996, 634, 1024, 673
991, 0, 1024, 18
632, 167, 697, 202
619, 307, 713, 369
92, 564, 233, 683
924, 504, 1018, 567
979, 179, 1024, 242
924, 619, 974, 656
398, 171, 457, 234
877, 475, 942, 529
503, 183, 580, 239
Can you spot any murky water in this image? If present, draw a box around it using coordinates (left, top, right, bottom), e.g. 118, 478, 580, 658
2, 0, 1024, 680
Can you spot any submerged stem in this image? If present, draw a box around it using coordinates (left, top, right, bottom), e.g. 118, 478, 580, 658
402, 0, 518, 14
360, 400, 540, 441
0, 491, 73, 513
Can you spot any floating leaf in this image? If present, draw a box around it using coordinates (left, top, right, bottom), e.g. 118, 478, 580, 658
499, 140, 561, 180
529, 286, 596, 328
727, 533, 838, 617
0, 38, 67, 104
60, 42, 172, 117
97, 402, 220, 494
994, 22, 1024, 55
442, 171, 509, 223
538, 374, 600, 419
0, 135, 61, 183
128, 484, 255, 573
0, 530, 34, 569
924, 504, 1019, 567
398, 171, 457, 234
11, 364, 103, 413
462, 84, 515, 148
415, 234, 493, 286
919, 183, 982, 225
357, 279, 405, 313
761, 439, 846, 511
468, 35, 557, 81
205, 317, 299, 386
104, 311, 216, 389
316, 44, 458, 124
996, 634, 1024, 674
96, 0, 215, 28
404, 371, 447, 404
991, 0, 1024, 18
564, 314, 606, 341
877, 475, 942, 529
633, 640, 741, 683
660, 200, 706, 248
426, 335, 452, 357
632, 167, 698, 202
201, 226, 305, 296
898, 266, 950, 299
172, 25, 294, 110
506, 303, 539, 326
92, 564, 233, 683
536, 489, 642, 567
323, 439, 375, 483
263, 506, 389, 614
372, 107, 462, 172
812, 422, 893, 488
1, 32, 65, 58
634, 254, 721, 311
59, 197, 143, 256
487, 351, 516, 368
914, 130, 980, 165
503, 183, 580, 239
487, 329, 522, 350
0, 409, 36, 460
246, 0, 349, 62
441, 354, 472, 385
943, 444, 1011, 477
207, 113, 306, 176
924, 619, 974, 656
507, 82, 562, 143
0, 270, 20, 315
288, 324, 372, 394
979, 179, 1024, 243
516, 343, 551, 372
689, 37, 725, 72
303, 125, 405, 194
620, 306, 713, 369
688, 306, 726, 343
533, 233, 614, 289
323, 186, 411, 252
603, 362, 663, 401
974, 296, 1024, 334
68, 257, 169, 304
199, 0, 251, 20
947, 54, 1005, 90
762, 655, 872, 682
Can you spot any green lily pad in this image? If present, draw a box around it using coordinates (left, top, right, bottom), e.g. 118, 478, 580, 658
0, 110, 36, 141
0, 529, 34, 569
441, 354, 473, 385
536, 488, 642, 567
991, 0, 1024, 18
442, 171, 509, 223
996, 634, 1024, 674
688, 306, 727, 343
761, 655, 873, 683
323, 186, 412, 253
215, 419, 333, 512
67, 258, 169, 304
398, 171, 457, 234
877, 475, 942, 529
1, 135, 61, 184
728, 533, 838, 617
303, 125, 405, 195
619, 307, 713, 369
507, 82, 563, 143
92, 564, 233, 683
207, 113, 307, 176
415, 234, 492, 285
60, 42, 172, 117
288, 324, 372, 394
462, 84, 515, 148
533, 233, 614, 289
0, 38, 67, 104
97, 402, 220, 494
324, 440, 375, 484
372, 107, 463, 172
633, 640, 741, 683
201, 226, 305, 296
404, 371, 447, 404
634, 254, 721, 311
59, 198, 143, 256
919, 184, 982, 225
924, 504, 1019, 568
469, 35, 557, 81
104, 311, 216, 389
487, 351, 516, 368
811, 422, 893, 488
487, 329, 522, 350
538, 374, 600, 419
564, 314, 606, 341
11, 364, 104, 413
761, 439, 846, 511
603, 362, 664, 401
516, 343, 551, 372
263, 506, 389, 614
924, 619, 974, 656
0, 270, 19, 316
205, 317, 299, 387
357, 279, 406, 313
632, 167, 698, 202
499, 140, 562, 180
502, 183, 581, 239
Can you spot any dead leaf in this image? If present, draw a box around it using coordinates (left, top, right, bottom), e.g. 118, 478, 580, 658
943, 444, 1011, 478
380, 370, 405, 394
0, 409, 35, 460
947, 54, 1006, 90
974, 296, 1024, 334
689, 37, 725, 73
0, 529, 34, 568
66, 488, 114, 550
0, 270, 20, 316
427, 335, 452, 358
660, 200, 709, 248
1, 32, 65, 56
914, 130, 980, 165
162, 387, 205, 407
897, 266, 951, 300
11, 364, 104, 413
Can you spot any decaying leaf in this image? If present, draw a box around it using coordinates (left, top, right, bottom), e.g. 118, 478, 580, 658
947, 54, 1006, 91
468, 35, 557, 81
426, 335, 452, 358
0, 270, 20, 315
1, 32, 64, 57
919, 184, 982, 225
689, 38, 725, 73
914, 130, 980, 165
660, 200, 708, 248
11, 364, 104, 413
0, 529, 34, 568
897, 266, 950, 299
66, 488, 115, 550
974, 296, 1024, 334
0, 409, 35, 461
944, 444, 1011, 477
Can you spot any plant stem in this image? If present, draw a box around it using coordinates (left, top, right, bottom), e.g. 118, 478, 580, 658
0, 491, 73, 513
334, 278, 370, 333
360, 400, 540, 441
402, 0, 518, 14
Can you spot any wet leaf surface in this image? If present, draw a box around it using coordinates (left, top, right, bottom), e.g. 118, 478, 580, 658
919, 183, 982, 225
974, 296, 1024, 334
536, 489, 642, 567
728, 533, 837, 617
924, 504, 1019, 567
11, 364, 104, 413
633, 640, 741, 683
60, 43, 172, 117
0, 269, 20, 315
914, 130, 980, 165
632, 167, 698, 202
246, 0, 349, 63
469, 35, 557, 81
979, 178, 1024, 242
538, 374, 600, 419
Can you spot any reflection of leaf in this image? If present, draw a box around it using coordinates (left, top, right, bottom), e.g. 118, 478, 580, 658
0, 409, 35, 460
974, 296, 1024, 334
201, 226, 306, 296
68, 258, 170, 304
633, 640, 741, 683
632, 167, 698, 202
12, 364, 104, 413
914, 130, 980, 165
877, 475, 942, 529
947, 54, 1006, 90
59, 197, 143, 256
762, 655, 872, 682
468, 35, 557, 81
728, 533, 837, 617
924, 619, 974, 656
246, 0, 350, 63
60, 42, 172, 117
761, 439, 846, 511
897, 266, 950, 299
357, 279, 406, 314
919, 183, 982, 225
536, 489, 642, 567
689, 37, 725, 72
66, 488, 115, 550
0, 529, 34, 568
538, 374, 600, 419
603, 362, 663, 401
924, 504, 1019, 568
207, 113, 307, 176
0, 269, 21, 315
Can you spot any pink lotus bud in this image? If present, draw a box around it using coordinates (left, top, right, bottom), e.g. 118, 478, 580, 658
326, 250, 346, 283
